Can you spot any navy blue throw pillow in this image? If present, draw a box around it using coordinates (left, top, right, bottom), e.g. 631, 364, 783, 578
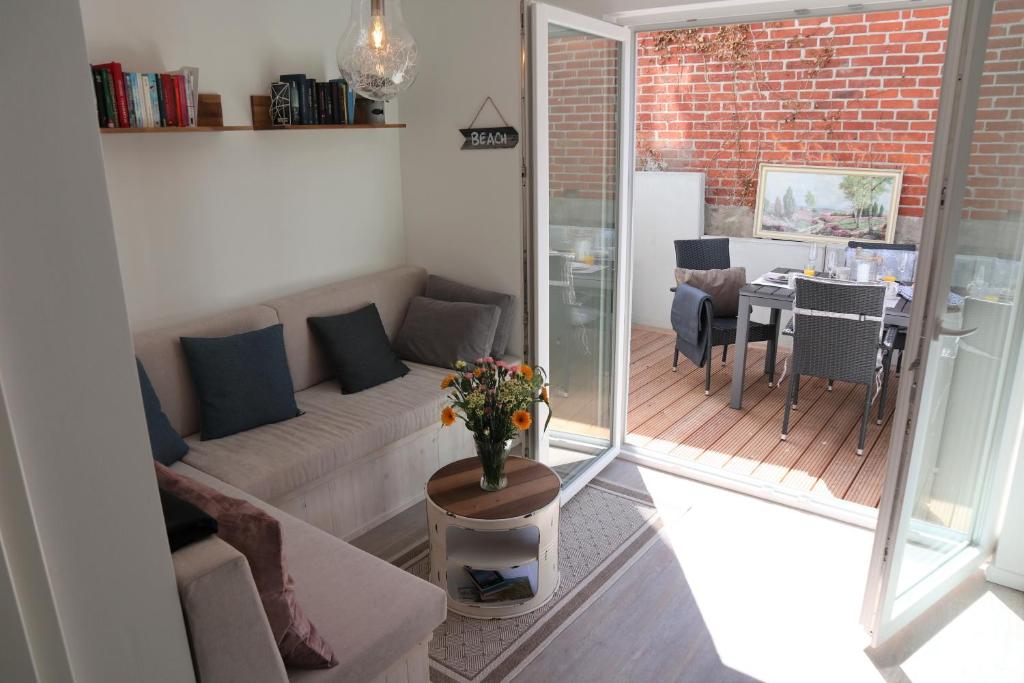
308, 304, 410, 394
180, 324, 301, 441
137, 358, 190, 465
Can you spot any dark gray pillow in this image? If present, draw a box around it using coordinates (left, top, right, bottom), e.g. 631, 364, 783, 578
424, 275, 515, 356
308, 304, 409, 394
180, 324, 301, 441
395, 297, 501, 368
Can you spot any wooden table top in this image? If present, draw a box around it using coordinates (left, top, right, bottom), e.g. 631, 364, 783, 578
426, 456, 560, 520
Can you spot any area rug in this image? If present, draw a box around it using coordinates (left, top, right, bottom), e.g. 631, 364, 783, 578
389, 481, 668, 683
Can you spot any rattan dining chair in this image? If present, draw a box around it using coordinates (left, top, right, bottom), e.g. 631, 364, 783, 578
672, 238, 780, 393
847, 240, 917, 373
781, 277, 896, 456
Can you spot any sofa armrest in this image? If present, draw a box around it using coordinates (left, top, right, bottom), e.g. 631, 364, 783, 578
173, 537, 288, 683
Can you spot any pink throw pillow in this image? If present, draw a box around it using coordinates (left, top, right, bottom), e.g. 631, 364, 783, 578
155, 463, 337, 669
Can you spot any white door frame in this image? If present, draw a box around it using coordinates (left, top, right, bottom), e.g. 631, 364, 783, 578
859, 0, 1022, 646
528, 3, 635, 502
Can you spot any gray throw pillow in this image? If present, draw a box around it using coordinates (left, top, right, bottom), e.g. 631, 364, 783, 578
424, 275, 515, 356
674, 267, 746, 318
395, 297, 501, 368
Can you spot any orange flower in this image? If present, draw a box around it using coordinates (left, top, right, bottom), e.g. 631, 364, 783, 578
473, 367, 484, 378
518, 365, 534, 381
440, 374, 455, 389
540, 386, 549, 402
441, 406, 457, 426
512, 409, 532, 431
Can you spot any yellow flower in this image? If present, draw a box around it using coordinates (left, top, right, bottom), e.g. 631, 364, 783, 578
454, 360, 467, 370
518, 365, 534, 381
441, 406, 456, 427
440, 374, 455, 389
512, 409, 532, 431
540, 386, 549, 403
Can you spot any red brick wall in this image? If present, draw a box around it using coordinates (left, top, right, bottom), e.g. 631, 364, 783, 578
965, 0, 1024, 222
636, 8, 950, 220
548, 34, 619, 202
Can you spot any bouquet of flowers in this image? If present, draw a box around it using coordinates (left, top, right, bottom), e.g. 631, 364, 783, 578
440, 357, 551, 491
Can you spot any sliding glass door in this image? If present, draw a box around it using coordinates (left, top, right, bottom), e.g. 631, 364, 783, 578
862, 0, 1024, 645
529, 4, 633, 499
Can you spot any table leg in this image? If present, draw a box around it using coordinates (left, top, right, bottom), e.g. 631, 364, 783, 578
731, 294, 752, 410
766, 308, 781, 387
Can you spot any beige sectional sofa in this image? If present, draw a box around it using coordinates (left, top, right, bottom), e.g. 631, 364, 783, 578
136, 266, 490, 682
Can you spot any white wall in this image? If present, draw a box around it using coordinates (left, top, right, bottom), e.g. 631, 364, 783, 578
631, 172, 704, 328
79, 0, 406, 331
0, 0, 195, 679
400, 0, 525, 355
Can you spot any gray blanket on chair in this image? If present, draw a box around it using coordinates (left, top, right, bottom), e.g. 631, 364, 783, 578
671, 283, 712, 368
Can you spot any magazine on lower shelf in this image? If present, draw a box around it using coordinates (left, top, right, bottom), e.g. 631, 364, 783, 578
461, 566, 535, 603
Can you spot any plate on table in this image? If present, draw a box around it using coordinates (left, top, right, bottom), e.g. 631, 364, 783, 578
763, 272, 789, 285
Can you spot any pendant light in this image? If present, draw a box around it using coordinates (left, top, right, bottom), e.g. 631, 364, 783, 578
336, 0, 418, 102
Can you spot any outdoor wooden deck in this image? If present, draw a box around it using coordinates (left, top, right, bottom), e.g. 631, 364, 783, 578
626, 325, 897, 509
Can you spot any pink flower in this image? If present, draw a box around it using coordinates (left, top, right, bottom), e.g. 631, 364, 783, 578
464, 372, 474, 380
482, 356, 494, 364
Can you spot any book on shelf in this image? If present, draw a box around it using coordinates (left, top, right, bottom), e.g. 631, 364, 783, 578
305, 78, 317, 125
279, 74, 306, 125
89, 63, 200, 129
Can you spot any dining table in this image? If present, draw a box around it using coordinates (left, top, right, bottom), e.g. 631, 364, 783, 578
730, 268, 914, 410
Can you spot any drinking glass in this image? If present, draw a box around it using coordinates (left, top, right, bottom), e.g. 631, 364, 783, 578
805, 244, 822, 277
825, 246, 845, 279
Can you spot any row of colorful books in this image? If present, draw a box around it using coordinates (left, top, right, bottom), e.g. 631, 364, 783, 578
276, 74, 355, 126
90, 62, 199, 129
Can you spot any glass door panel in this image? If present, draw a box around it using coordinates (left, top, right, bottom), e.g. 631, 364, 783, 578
530, 4, 632, 495
863, 0, 1024, 644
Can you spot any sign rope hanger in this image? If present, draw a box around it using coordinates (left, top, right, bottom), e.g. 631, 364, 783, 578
460, 97, 519, 150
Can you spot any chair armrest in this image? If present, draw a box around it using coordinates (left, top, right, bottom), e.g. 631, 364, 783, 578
173, 537, 288, 683
782, 318, 795, 337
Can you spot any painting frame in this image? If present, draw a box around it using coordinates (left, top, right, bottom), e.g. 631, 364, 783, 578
752, 164, 902, 245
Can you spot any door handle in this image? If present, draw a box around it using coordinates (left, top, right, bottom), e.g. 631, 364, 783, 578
937, 326, 978, 338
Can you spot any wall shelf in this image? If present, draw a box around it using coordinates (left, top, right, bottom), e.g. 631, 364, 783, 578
98, 123, 404, 134
254, 123, 406, 130
99, 126, 252, 133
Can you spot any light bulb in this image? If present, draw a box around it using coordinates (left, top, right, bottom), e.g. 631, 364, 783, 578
337, 0, 418, 102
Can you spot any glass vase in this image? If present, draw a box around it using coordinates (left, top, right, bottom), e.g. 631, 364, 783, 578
475, 438, 511, 492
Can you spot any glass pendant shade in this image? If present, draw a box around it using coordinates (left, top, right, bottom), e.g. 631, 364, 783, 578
336, 0, 418, 102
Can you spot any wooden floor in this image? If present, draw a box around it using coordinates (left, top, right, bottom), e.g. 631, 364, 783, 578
624, 325, 897, 509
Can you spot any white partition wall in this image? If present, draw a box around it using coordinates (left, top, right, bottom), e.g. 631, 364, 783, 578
0, 0, 195, 679
630, 171, 703, 328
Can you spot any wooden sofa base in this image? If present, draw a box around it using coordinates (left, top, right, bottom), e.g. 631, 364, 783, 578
369, 638, 430, 683
272, 420, 476, 541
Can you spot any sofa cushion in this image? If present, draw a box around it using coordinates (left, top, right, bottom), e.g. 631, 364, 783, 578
394, 297, 501, 368
137, 358, 190, 465
181, 324, 302, 440
308, 304, 409, 394
134, 305, 281, 438
171, 462, 446, 683
425, 275, 516, 356
181, 362, 450, 502
266, 266, 428, 393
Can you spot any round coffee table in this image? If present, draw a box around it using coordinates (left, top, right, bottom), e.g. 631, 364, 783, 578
426, 456, 560, 619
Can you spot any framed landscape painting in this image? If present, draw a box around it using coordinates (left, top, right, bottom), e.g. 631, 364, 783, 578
752, 164, 902, 244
